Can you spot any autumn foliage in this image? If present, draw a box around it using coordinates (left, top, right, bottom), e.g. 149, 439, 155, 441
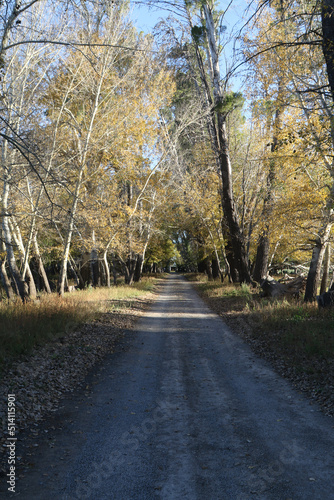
0, 0, 334, 301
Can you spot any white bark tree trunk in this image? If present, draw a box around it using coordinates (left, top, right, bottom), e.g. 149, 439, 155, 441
103, 250, 111, 288
9, 218, 37, 299
201, 2, 251, 283
2, 179, 26, 300
33, 233, 52, 294
305, 220, 333, 301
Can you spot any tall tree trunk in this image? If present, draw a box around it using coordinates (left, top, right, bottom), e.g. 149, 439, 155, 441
204, 256, 213, 281
304, 222, 332, 301
111, 253, 118, 285
320, 243, 331, 294
253, 232, 270, 283
212, 257, 220, 280
68, 255, 84, 289
125, 253, 138, 285
33, 233, 52, 293
2, 180, 26, 300
103, 250, 111, 288
90, 232, 99, 287
218, 123, 251, 282
253, 156, 276, 282
133, 254, 144, 282
200, 3, 251, 283
10, 218, 37, 299
0, 258, 14, 299
133, 235, 150, 283
58, 155, 85, 296
305, 1, 334, 300
253, 71, 282, 283
322, 0, 334, 101
118, 253, 137, 285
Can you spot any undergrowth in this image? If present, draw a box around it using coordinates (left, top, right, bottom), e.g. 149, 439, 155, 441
257, 301, 334, 359
0, 277, 156, 370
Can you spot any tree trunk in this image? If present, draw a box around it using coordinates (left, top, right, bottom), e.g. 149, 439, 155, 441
68, 255, 84, 289
127, 253, 138, 285
58, 159, 85, 295
0, 259, 14, 299
212, 257, 220, 280
261, 276, 305, 298
111, 253, 118, 285
10, 219, 37, 299
305, 242, 323, 301
134, 236, 150, 283
205, 256, 213, 281
253, 159, 275, 282
253, 232, 270, 282
200, 4, 251, 283
218, 121, 251, 283
90, 249, 100, 287
320, 243, 331, 294
33, 233, 52, 293
59, 44, 110, 295
0, 0, 24, 57
225, 242, 239, 282
253, 89, 282, 282
304, 223, 332, 301
90, 230, 100, 287
308, 2, 334, 299
133, 254, 144, 282
121, 252, 137, 285
322, 0, 334, 101
2, 182, 26, 301
103, 250, 111, 288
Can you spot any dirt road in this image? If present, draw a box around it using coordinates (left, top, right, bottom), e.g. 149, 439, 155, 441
6, 275, 334, 499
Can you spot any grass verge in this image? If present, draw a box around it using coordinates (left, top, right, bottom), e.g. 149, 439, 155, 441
0, 277, 157, 371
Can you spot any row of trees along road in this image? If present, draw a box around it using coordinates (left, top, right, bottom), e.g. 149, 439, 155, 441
0, 0, 334, 301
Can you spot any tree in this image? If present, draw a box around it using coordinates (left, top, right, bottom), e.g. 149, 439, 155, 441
322, 0, 334, 100
41, 8, 175, 289
0, 1, 62, 299
188, 0, 251, 282
150, 0, 252, 281
243, 0, 334, 298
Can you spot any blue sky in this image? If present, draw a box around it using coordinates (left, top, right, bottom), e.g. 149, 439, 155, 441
130, 1, 248, 34
130, 2, 165, 32
129, 1, 250, 91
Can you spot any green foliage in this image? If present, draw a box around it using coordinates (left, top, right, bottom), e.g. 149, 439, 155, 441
191, 25, 206, 45
175, 232, 199, 272
215, 92, 245, 116
145, 237, 180, 268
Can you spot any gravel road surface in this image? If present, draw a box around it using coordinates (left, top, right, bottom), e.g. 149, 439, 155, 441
8, 275, 334, 499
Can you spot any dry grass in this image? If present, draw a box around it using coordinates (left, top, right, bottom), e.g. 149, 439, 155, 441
0, 278, 156, 370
